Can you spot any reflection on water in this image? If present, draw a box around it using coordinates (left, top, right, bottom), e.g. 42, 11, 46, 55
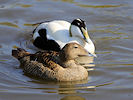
0, 22, 19, 28
58, 86, 95, 94
61, 96, 85, 100
23, 23, 35, 26
54, 0, 127, 8
16, 4, 33, 8
0, 0, 133, 100
54, 0, 74, 3
26, 76, 95, 94
77, 4, 126, 8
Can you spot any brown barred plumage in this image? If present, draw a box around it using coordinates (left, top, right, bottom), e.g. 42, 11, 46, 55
12, 43, 89, 81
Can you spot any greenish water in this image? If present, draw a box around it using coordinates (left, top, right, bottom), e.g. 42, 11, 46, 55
0, 0, 133, 100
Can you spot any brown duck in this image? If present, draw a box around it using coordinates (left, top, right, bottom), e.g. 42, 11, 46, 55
12, 43, 89, 81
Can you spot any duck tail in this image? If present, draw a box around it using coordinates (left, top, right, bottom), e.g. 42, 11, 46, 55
12, 48, 30, 59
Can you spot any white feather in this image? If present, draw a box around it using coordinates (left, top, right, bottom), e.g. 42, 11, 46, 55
33, 20, 95, 55
70, 25, 84, 38
33, 31, 40, 40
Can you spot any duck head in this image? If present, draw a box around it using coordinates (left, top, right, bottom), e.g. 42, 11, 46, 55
69, 18, 90, 42
59, 43, 89, 62
69, 19, 96, 57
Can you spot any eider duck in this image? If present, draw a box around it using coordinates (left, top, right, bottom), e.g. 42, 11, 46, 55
12, 43, 89, 81
32, 18, 96, 57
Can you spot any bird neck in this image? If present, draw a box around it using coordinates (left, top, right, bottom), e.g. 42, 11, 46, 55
59, 51, 78, 68
60, 60, 77, 68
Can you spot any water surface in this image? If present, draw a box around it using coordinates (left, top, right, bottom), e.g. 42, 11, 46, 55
0, 0, 133, 100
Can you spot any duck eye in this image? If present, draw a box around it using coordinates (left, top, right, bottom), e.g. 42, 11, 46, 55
74, 46, 78, 48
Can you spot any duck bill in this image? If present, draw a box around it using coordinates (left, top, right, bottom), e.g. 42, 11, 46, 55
81, 27, 90, 42
88, 52, 97, 57
79, 53, 97, 57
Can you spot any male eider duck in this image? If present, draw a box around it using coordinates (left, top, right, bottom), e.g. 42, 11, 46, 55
12, 43, 89, 81
32, 18, 96, 57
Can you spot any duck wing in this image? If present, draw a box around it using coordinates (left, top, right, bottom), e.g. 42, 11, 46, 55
23, 59, 61, 81
12, 48, 61, 70
12, 48, 63, 80
33, 20, 72, 48
29, 51, 61, 70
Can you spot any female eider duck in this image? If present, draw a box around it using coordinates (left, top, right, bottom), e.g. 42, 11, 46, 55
12, 43, 89, 81
32, 18, 96, 57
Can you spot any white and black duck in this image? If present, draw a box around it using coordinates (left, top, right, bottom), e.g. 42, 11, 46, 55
32, 18, 96, 56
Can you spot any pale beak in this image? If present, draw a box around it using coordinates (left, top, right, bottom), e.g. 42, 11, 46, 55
88, 52, 97, 57
80, 52, 97, 57
81, 27, 90, 42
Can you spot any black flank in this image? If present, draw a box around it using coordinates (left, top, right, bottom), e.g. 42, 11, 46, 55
33, 29, 61, 52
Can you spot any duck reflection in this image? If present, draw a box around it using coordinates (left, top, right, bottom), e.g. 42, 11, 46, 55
75, 56, 95, 70
58, 82, 95, 94
61, 96, 85, 100
30, 77, 95, 94
57, 79, 88, 94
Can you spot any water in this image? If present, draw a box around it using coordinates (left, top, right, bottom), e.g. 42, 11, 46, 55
0, 0, 133, 100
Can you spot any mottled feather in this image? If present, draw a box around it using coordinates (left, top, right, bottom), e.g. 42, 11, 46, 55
12, 43, 89, 81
